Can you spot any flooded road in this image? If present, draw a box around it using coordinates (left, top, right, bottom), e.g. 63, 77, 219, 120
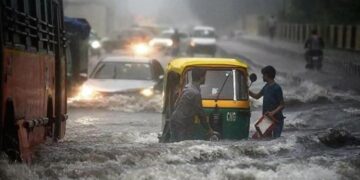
1, 39, 360, 180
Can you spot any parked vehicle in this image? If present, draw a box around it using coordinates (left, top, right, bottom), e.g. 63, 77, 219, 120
64, 17, 91, 94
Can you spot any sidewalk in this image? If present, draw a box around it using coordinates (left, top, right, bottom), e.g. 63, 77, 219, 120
236, 35, 360, 76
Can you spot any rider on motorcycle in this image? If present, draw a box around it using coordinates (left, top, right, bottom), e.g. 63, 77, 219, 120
171, 28, 181, 57
304, 29, 325, 69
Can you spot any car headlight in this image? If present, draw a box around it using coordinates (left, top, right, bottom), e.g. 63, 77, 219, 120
149, 40, 156, 47
167, 40, 173, 47
91, 41, 101, 49
79, 85, 96, 99
140, 88, 154, 97
132, 43, 151, 56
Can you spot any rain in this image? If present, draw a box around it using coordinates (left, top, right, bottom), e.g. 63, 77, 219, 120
0, 0, 360, 179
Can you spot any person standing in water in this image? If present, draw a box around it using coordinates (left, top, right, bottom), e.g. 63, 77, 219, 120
249, 66, 285, 138
169, 68, 214, 142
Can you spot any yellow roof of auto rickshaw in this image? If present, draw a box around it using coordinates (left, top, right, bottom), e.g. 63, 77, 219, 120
167, 57, 249, 74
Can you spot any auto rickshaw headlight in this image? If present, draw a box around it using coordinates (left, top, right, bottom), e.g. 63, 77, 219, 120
91, 40, 101, 49
140, 88, 154, 97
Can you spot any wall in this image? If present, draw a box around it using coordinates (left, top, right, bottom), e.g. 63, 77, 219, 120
273, 23, 360, 51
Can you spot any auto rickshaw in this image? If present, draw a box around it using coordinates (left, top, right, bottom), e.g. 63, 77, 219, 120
159, 58, 257, 142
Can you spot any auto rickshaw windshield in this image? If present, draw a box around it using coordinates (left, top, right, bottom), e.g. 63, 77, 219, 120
185, 69, 248, 100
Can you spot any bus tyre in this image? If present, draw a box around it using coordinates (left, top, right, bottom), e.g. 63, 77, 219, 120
3, 107, 21, 161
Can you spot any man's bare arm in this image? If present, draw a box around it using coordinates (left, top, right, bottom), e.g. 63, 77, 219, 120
268, 100, 285, 117
249, 90, 262, 99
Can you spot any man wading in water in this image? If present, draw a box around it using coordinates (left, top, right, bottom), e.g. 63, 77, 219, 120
170, 68, 214, 142
249, 66, 285, 138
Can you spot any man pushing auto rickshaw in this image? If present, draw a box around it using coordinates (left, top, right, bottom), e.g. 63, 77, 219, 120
169, 68, 215, 142
160, 58, 256, 143
160, 60, 284, 141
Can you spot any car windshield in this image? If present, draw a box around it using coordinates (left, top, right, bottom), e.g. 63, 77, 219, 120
192, 30, 215, 38
93, 61, 152, 80
119, 29, 149, 39
158, 32, 173, 38
186, 69, 247, 100
89, 32, 99, 41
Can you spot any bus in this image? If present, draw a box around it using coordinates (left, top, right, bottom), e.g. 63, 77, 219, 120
64, 16, 90, 95
0, 0, 67, 162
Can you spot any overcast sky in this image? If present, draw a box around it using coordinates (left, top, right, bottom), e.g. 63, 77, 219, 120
124, 0, 199, 26
126, 0, 165, 17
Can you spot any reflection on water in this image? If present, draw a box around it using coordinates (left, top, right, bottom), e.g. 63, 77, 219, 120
68, 94, 163, 113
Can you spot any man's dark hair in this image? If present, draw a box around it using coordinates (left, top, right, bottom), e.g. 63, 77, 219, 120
311, 29, 318, 35
261, 66, 276, 79
192, 68, 206, 81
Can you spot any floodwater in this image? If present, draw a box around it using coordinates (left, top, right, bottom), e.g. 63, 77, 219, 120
1, 39, 359, 180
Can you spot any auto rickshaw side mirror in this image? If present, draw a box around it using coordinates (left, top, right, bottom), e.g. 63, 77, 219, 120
249, 73, 257, 83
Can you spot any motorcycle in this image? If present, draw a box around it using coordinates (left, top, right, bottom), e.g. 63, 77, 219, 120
305, 51, 323, 70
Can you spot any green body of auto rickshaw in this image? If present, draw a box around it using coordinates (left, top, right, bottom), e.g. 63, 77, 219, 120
160, 58, 256, 142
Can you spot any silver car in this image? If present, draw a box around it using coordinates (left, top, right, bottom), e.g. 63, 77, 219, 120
78, 56, 164, 99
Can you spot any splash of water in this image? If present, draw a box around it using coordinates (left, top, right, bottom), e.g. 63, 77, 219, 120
68, 94, 163, 113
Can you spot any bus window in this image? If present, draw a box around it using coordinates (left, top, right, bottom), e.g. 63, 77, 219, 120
4, 0, 11, 6
47, 0, 54, 52
28, 0, 37, 17
40, 0, 47, 22
40, 0, 48, 51
28, 0, 39, 49
3, 0, 13, 45
14, 0, 27, 48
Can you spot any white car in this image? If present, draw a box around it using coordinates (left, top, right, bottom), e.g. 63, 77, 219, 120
187, 26, 217, 57
149, 30, 174, 49
78, 56, 164, 99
